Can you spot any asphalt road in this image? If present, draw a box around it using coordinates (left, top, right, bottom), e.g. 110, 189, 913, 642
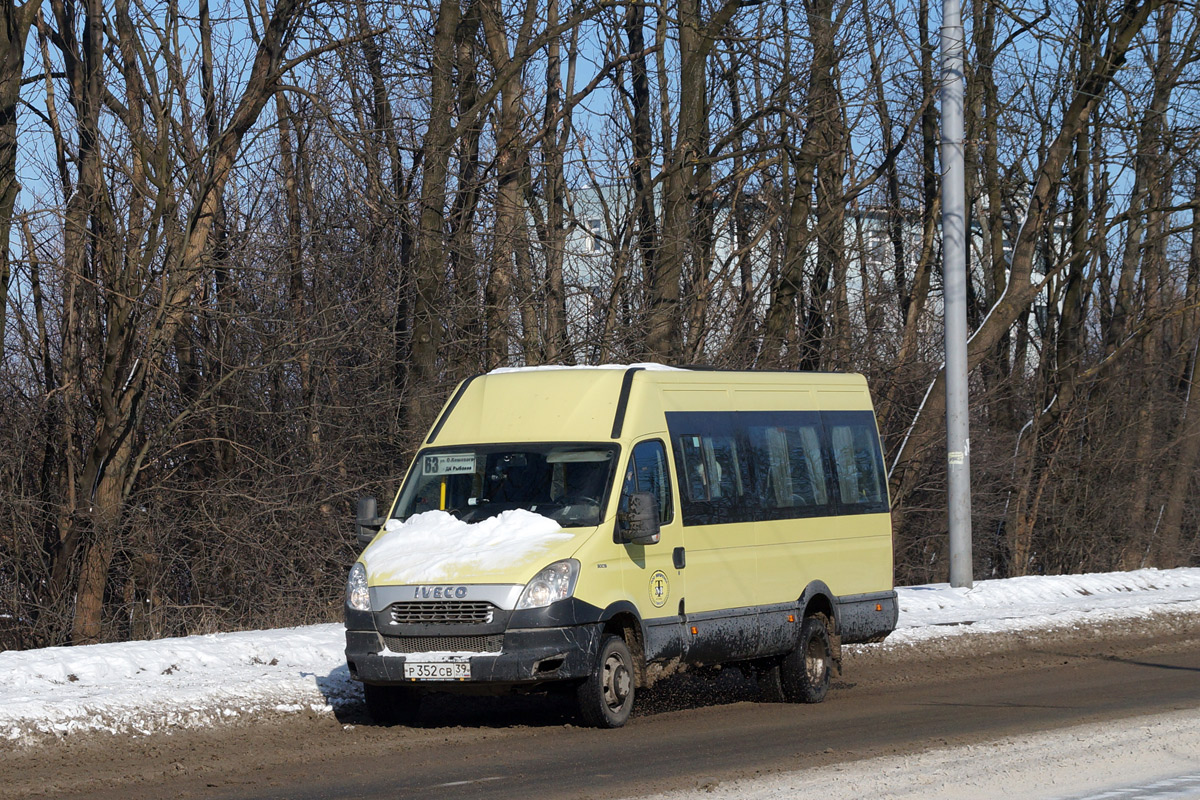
288, 647, 1200, 800
5, 618, 1200, 800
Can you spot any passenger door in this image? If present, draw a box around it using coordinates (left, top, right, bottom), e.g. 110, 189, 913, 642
616, 439, 685, 663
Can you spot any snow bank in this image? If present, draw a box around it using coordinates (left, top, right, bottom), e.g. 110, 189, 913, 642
1, 568, 1199, 744
0, 624, 354, 742
888, 567, 1200, 644
362, 509, 575, 584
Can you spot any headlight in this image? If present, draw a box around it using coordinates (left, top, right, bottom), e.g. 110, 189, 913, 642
516, 560, 580, 610
346, 563, 370, 611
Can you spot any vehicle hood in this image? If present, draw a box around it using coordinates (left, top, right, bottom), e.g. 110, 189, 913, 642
360, 509, 588, 586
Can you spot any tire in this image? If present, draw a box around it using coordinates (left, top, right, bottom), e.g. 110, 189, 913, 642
576, 634, 636, 728
777, 615, 833, 704
363, 683, 422, 726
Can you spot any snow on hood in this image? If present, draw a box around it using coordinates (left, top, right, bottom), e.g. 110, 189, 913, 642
360, 509, 578, 585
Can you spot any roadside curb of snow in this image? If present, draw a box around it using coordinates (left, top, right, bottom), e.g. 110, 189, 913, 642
0, 623, 359, 747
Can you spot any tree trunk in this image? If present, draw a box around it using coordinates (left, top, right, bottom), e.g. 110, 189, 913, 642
798, 0, 845, 374
445, 2, 484, 375
878, 0, 938, 434
540, 0, 571, 364
408, 0, 463, 425
355, 0, 415, 404
860, 0, 907, 324
1122, 5, 1176, 565
275, 90, 318, 453
761, 0, 845, 369
0, 1, 40, 369
644, 0, 740, 362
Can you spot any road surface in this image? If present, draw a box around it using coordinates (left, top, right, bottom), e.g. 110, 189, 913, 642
3, 611, 1198, 800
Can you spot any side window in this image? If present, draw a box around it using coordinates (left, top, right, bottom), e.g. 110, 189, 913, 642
677, 435, 708, 502
828, 419, 887, 511
619, 440, 673, 526
747, 424, 828, 512
668, 411, 754, 526
677, 433, 744, 502
703, 435, 743, 500
785, 425, 829, 507
668, 409, 886, 524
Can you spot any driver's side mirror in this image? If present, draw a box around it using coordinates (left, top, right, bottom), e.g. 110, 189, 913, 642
355, 496, 385, 547
618, 491, 661, 545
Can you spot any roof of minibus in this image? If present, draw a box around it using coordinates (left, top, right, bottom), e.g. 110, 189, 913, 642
424, 365, 873, 447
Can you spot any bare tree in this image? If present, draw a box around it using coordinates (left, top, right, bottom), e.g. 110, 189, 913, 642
34, 0, 314, 643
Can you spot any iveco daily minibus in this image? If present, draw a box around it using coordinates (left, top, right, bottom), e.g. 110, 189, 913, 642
344, 365, 897, 727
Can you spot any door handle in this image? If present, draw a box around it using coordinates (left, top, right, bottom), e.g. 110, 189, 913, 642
673, 547, 686, 569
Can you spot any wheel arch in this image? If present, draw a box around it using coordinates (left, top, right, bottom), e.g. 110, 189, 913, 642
799, 581, 838, 632
600, 600, 648, 687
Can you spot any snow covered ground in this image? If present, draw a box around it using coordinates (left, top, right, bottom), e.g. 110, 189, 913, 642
2, 568, 1200, 745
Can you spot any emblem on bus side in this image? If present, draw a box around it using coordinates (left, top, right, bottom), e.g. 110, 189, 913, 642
648, 570, 669, 608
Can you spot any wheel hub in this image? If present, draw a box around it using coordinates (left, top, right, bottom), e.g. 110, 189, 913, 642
806, 638, 827, 684
603, 654, 631, 709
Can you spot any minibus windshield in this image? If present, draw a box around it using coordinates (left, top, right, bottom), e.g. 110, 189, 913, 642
393, 444, 619, 528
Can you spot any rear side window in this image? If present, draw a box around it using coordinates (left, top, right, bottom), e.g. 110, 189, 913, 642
829, 421, 887, 511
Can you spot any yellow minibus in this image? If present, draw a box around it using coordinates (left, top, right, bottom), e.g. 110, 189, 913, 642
344, 366, 896, 727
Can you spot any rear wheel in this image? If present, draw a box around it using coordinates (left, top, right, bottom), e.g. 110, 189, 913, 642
363, 683, 422, 726
783, 615, 832, 703
766, 615, 833, 704
576, 634, 636, 728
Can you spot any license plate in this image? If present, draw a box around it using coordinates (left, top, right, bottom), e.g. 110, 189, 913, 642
405, 660, 471, 681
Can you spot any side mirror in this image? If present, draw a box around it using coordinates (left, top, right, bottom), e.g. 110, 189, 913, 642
618, 491, 661, 545
355, 496, 385, 547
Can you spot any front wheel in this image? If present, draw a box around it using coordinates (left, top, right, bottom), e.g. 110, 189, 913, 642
576, 634, 636, 728
773, 615, 833, 704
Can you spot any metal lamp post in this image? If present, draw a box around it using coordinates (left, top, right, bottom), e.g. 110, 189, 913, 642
941, 0, 973, 588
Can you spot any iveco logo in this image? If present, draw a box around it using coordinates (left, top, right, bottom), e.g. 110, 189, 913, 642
413, 585, 469, 599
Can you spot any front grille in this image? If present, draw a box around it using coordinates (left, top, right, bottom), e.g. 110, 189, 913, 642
381, 634, 504, 654
389, 601, 495, 625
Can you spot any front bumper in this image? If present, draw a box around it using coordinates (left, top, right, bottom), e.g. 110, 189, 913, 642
345, 624, 602, 686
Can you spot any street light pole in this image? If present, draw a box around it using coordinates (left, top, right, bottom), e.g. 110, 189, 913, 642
941, 0, 973, 588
